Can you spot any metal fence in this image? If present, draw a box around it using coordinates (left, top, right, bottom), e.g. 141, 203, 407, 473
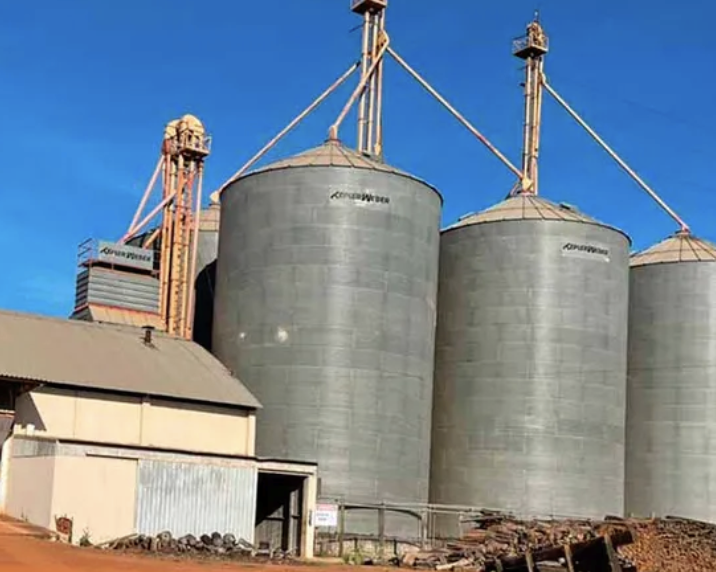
313, 499, 605, 559
313, 500, 499, 558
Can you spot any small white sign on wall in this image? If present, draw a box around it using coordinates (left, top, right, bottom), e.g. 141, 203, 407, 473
314, 503, 339, 527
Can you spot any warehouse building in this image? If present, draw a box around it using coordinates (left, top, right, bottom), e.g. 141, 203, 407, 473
0, 310, 317, 555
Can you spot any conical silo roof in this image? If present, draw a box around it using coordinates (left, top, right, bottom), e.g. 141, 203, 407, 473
444, 193, 624, 234
630, 232, 716, 267
248, 139, 413, 178
237, 139, 441, 198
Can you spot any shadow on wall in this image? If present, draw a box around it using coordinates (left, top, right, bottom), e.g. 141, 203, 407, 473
12, 391, 46, 432
193, 260, 216, 352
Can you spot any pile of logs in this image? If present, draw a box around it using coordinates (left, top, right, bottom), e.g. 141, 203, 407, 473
89, 515, 716, 570
397, 515, 716, 571
397, 516, 634, 571
96, 530, 291, 560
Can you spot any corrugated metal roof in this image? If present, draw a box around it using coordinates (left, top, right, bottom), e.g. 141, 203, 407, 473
445, 194, 606, 230
247, 139, 415, 178
443, 194, 631, 243
0, 310, 260, 410
630, 232, 716, 267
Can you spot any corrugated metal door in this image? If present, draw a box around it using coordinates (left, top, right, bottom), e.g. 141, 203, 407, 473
135, 460, 257, 542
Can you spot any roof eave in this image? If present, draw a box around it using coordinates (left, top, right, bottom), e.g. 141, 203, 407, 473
4, 377, 261, 412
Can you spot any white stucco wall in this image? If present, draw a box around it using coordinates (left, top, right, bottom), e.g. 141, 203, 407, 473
14, 387, 256, 457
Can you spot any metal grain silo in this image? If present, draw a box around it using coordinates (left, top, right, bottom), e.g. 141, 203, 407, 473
212, 139, 442, 534
192, 203, 220, 351
625, 232, 716, 522
430, 194, 630, 526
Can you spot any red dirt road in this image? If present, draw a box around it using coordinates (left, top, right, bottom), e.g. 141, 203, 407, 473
0, 518, 206, 571
0, 517, 361, 572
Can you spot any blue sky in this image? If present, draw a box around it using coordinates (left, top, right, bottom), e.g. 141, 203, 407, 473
1, 0, 713, 317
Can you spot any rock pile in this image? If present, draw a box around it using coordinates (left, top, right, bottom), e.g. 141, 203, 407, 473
618, 517, 716, 572
98, 530, 291, 560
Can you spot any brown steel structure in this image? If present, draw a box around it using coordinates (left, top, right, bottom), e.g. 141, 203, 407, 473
512, 14, 548, 195
508, 16, 689, 232
87, 8, 690, 339
209, 7, 689, 233
541, 78, 690, 232
121, 115, 211, 339
353, 0, 387, 158
499, 14, 690, 233
212, 0, 525, 203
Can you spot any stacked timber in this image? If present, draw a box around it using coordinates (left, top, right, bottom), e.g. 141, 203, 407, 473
398, 516, 634, 571
400, 515, 716, 571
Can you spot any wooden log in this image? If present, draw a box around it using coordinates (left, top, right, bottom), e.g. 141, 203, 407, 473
564, 544, 575, 572
602, 534, 622, 572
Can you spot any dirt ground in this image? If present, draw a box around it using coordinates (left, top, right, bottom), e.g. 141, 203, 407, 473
0, 517, 365, 572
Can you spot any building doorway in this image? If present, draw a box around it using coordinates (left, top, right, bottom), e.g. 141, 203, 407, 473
255, 471, 306, 555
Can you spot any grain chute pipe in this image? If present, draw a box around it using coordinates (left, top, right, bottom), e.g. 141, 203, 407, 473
364, 14, 380, 151
542, 78, 690, 233
373, 9, 387, 157
328, 36, 390, 141
184, 166, 204, 340
127, 155, 164, 234
212, 62, 360, 202
121, 190, 177, 243
387, 46, 527, 186
144, 226, 161, 248
357, 11, 371, 152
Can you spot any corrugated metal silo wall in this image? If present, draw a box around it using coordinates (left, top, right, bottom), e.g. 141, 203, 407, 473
430, 219, 629, 528
75, 267, 160, 313
213, 166, 442, 536
193, 227, 219, 351
625, 261, 716, 522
